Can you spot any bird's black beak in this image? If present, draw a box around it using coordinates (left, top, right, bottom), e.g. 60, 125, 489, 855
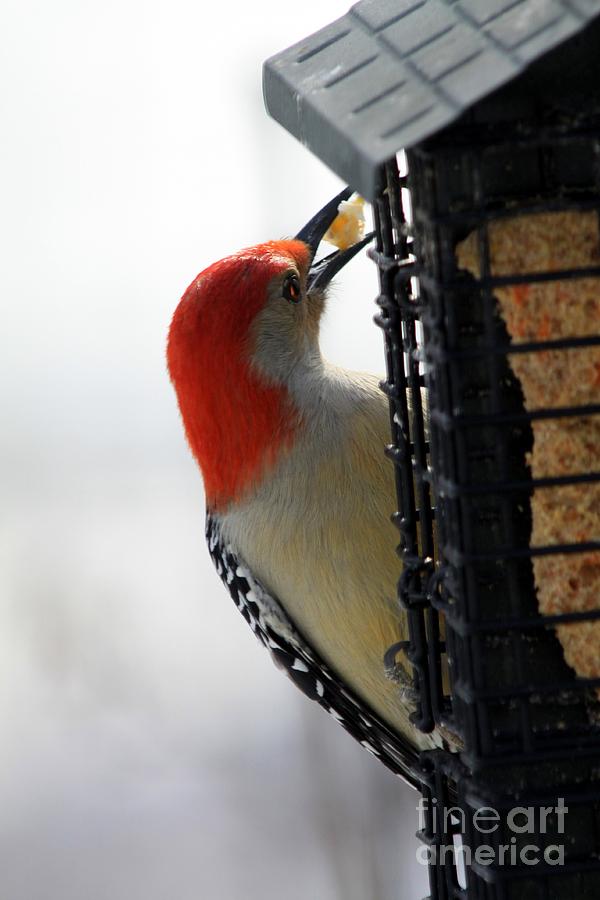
295, 187, 374, 292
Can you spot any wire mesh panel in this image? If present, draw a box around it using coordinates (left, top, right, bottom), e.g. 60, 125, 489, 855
372, 159, 447, 739
373, 159, 465, 900
372, 58, 600, 900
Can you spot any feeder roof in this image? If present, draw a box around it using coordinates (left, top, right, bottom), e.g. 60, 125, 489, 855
263, 0, 600, 200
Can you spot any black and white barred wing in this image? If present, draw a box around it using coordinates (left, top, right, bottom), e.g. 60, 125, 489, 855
206, 515, 421, 787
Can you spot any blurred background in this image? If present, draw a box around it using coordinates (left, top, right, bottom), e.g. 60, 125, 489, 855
0, 2, 428, 897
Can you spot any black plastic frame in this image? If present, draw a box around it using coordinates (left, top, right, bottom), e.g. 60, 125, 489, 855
372, 160, 446, 738
372, 103, 600, 896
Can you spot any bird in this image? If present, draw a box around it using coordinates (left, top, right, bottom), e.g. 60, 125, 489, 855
167, 187, 441, 782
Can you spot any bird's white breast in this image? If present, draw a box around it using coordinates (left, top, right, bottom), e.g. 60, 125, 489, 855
216, 363, 436, 749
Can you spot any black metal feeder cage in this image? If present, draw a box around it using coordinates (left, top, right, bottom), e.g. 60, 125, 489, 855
265, 3, 600, 897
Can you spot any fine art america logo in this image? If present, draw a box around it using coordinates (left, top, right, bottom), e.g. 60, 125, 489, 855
416, 798, 568, 868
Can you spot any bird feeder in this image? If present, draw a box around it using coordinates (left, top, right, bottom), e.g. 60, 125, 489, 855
264, 3, 600, 898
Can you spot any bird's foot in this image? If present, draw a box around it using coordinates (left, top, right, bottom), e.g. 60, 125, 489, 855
383, 641, 419, 706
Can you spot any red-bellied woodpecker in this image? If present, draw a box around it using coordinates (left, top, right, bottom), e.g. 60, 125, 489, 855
167, 189, 440, 779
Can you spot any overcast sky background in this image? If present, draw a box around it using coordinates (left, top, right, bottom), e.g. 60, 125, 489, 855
0, 2, 428, 898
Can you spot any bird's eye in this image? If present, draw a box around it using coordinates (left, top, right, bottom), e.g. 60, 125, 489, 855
282, 273, 302, 303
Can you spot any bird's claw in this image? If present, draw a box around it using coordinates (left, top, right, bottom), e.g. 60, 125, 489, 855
384, 641, 420, 707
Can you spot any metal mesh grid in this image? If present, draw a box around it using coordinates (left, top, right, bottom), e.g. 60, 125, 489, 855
409, 115, 600, 765
372, 159, 445, 738
372, 107, 600, 897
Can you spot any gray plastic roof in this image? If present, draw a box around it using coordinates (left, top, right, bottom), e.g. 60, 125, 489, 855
263, 0, 600, 200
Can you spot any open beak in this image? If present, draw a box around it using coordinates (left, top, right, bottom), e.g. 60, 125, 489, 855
295, 187, 375, 292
